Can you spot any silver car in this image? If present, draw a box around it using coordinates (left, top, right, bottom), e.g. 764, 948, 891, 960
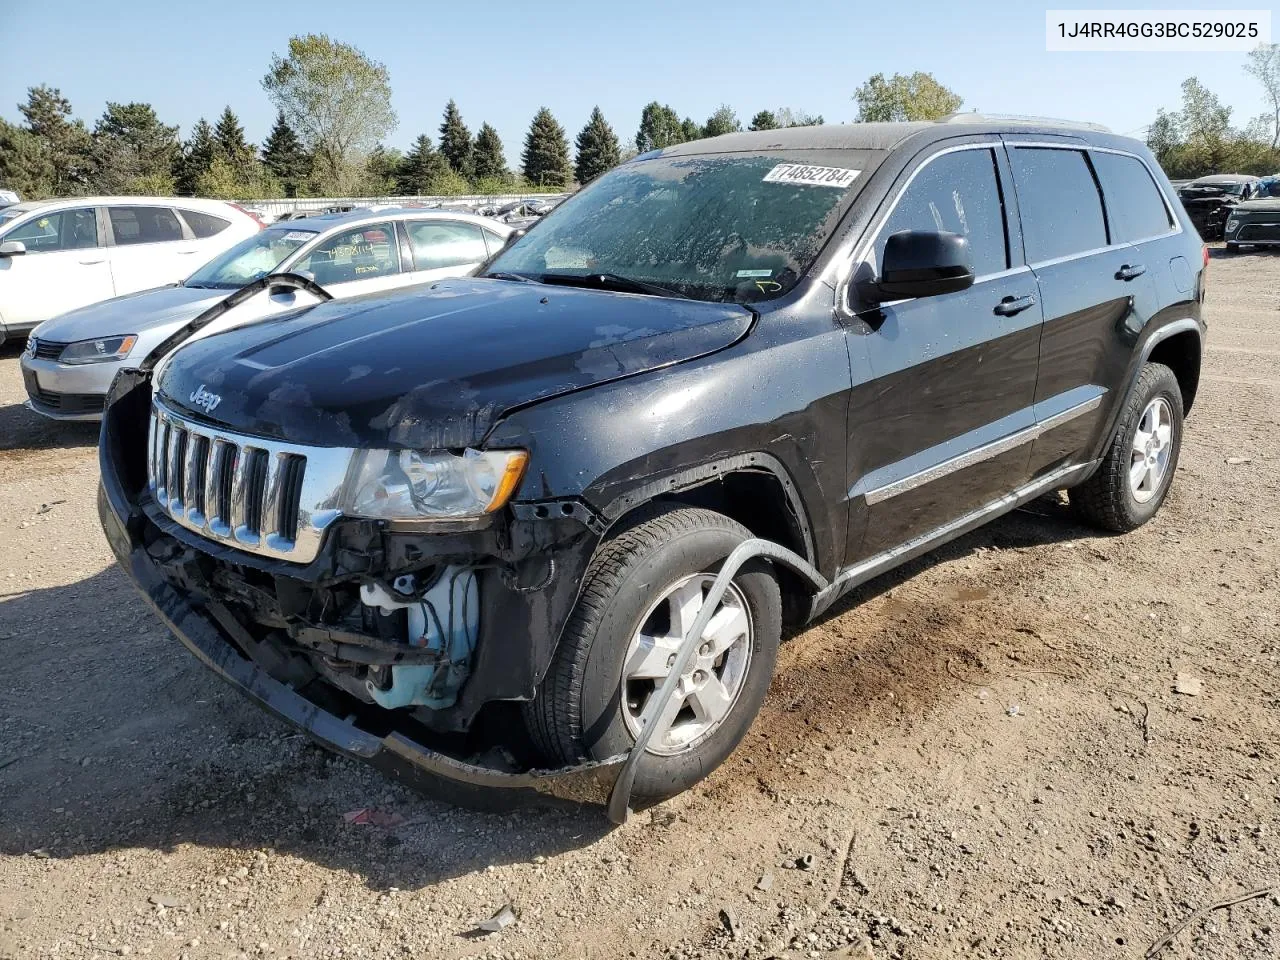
21, 207, 513, 420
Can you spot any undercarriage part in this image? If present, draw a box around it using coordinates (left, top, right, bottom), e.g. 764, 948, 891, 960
359, 567, 479, 710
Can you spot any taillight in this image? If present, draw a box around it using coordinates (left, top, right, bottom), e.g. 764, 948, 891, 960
229, 202, 266, 229
1202, 244, 1209, 267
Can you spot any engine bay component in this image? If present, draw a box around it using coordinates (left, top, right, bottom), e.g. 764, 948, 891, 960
359, 568, 478, 709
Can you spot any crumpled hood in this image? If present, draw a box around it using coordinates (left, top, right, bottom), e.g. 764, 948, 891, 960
155, 278, 754, 449
1234, 197, 1280, 213
32, 285, 225, 342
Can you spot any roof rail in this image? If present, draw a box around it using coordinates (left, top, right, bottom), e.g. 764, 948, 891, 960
941, 113, 1112, 134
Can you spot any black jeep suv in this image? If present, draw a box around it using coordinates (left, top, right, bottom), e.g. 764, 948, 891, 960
98, 117, 1205, 812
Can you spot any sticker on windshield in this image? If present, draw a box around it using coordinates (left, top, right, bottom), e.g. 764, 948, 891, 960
762, 163, 860, 188
736, 269, 774, 278
283, 231, 315, 241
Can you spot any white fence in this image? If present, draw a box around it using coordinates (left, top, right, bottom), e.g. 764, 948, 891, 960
242, 193, 571, 220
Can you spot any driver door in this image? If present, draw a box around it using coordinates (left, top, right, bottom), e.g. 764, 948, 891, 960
844, 142, 1044, 563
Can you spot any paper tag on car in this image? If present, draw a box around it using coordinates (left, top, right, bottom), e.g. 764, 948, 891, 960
762, 163, 860, 188
736, 269, 774, 278
283, 231, 314, 241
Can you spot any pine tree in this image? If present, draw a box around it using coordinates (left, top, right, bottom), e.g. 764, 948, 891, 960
396, 133, 450, 194
472, 123, 509, 182
574, 107, 621, 184
175, 118, 216, 196
438, 100, 473, 177
748, 110, 779, 132
680, 117, 702, 142
213, 106, 254, 168
521, 107, 571, 188
635, 102, 683, 152
261, 111, 309, 198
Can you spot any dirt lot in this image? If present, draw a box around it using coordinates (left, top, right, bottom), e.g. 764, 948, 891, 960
1, 250, 1277, 960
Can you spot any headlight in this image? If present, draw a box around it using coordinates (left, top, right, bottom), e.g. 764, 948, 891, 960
345, 448, 529, 520
58, 335, 138, 365
1225, 218, 1240, 233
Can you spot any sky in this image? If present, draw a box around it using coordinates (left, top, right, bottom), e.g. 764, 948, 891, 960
0, 0, 1274, 166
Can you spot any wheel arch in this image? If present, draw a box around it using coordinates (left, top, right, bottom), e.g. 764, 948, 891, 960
1147, 327, 1202, 415
599, 454, 819, 624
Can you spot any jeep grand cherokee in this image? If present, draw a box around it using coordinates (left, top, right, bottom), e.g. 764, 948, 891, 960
98, 117, 1205, 814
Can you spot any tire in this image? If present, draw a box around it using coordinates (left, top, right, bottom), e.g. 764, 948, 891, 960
524, 505, 781, 801
1070, 362, 1184, 532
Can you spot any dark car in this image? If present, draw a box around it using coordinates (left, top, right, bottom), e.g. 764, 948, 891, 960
1223, 176, 1280, 251
98, 117, 1206, 818
1177, 174, 1260, 240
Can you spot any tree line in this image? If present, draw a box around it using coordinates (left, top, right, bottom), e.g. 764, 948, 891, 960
0, 31, 975, 202
1146, 46, 1280, 179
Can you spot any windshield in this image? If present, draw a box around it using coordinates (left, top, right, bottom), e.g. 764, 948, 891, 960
486, 152, 875, 303
184, 227, 316, 289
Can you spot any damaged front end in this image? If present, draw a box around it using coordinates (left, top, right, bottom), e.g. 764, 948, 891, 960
98, 365, 627, 815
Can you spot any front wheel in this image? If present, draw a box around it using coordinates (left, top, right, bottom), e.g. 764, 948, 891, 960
524, 506, 781, 801
1070, 361, 1184, 532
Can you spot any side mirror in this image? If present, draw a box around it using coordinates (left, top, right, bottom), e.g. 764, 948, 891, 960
860, 230, 974, 303
0, 240, 27, 257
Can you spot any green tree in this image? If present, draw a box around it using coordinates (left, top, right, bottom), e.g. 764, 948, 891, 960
263, 34, 397, 193
175, 119, 216, 196
1244, 43, 1280, 149
680, 117, 702, 142
17, 85, 92, 194
774, 107, 824, 128
261, 111, 310, 197
438, 100, 474, 177
362, 145, 402, 194
574, 106, 621, 183
521, 107, 572, 188
853, 71, 963, 122
472, 122, 509, 183
396, 134, 450, 194
0, 119, 54, 197
196, 155, 280, 200
635, 102, 684, 152
748, 110, 779, 131
213, 106, 255, 169
90, 101, 180, 194
702, 105, 741, 138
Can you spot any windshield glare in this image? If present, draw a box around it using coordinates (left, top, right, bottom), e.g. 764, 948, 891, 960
185, 228, 316, 289
487, 153, 870, 303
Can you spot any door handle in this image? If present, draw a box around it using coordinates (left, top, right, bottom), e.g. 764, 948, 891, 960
79, 258, 105, 265
1116, 263, 1146, 281
994, 294, 1037, 317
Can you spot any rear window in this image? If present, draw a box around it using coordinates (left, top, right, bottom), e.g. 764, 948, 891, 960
1091, 152, 1173, 243
1009, 148, 1107, 262
180, 209, 232, 239
109, 206, 184, 245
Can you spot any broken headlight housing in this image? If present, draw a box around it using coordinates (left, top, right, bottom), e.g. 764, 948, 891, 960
345, 448, 528, 520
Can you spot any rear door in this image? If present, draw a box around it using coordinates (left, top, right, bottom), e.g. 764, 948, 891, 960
0, 206, 112, 331
1003, 141, 1162, 474
845, 142, 1044, 562
403, 219, 491, 283
105, 205, 194, 293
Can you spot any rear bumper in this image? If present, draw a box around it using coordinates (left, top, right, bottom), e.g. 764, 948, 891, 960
97, 480, 625, 813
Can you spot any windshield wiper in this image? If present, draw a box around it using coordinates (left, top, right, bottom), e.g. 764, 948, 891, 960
485, 271, 534, 282
537, 272, 689, 299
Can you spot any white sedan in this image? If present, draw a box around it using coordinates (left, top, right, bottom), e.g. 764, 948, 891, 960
21, 208, 513, 420
0, 196, 261, 346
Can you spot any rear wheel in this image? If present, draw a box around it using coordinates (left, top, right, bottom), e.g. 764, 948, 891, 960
524, 506, 781, 801
1070, 362, 1183, 532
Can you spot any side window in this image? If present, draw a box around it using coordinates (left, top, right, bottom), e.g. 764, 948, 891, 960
876, 148, 1009, 277
1009, 148, 1108, 262
1090, 152, 1174, 243
179, 209, 232, 239
406, 221, 488, 270
109, 206, 185, 246
293, 223, 400, 285
5, 208, 99, 252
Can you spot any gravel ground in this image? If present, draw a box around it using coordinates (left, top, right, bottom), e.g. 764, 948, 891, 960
1, 249, 1277, 960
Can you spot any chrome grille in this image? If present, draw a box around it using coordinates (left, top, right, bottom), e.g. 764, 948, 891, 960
31, 338, 69, 361
147, 400, 354, 563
